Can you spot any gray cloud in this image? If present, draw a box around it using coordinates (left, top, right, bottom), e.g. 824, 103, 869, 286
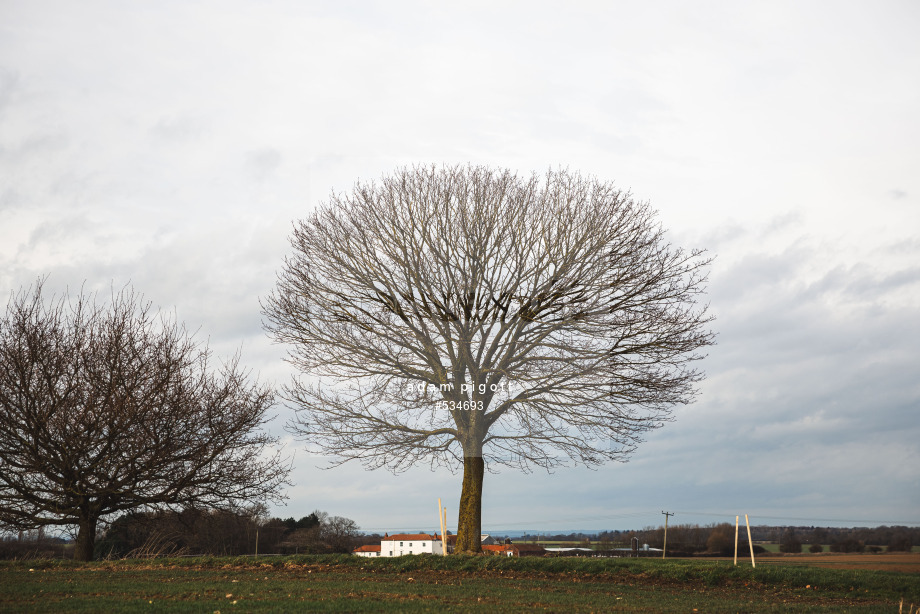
25, 216, 94, 252
1, 1, 918, 530
245, 148, 282, 182
151, 115, 206, 141
0, 187, 20, 212
804, 264, 920, 303
681, 223, 920, 520
0, 67, 18, 118
0, 132, 70, 161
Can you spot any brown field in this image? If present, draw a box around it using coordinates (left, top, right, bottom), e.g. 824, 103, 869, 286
751, 552, 920, 573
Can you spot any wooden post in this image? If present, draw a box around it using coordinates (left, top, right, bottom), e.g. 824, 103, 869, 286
437, 498, 443, 538
745, 514, 756, 568
255, 529, 259, 557
438, 498, 447, 556
443, 506, 448, 554
734, 516, 739, 566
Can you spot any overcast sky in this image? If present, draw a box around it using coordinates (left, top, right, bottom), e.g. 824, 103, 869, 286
2, 1, 918, 534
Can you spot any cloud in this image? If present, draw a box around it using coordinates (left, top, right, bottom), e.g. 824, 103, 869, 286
0, 187, 20, 212
0, 67, 18, 118
151, 115, 206, 142
667, 219, 920, 515
1, 1, 918, 530
245, 147, 282, 182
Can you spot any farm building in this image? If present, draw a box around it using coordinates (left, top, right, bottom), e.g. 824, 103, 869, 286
353, 533, 504, 557
352, 544, 381, 557
380, 533, 446, 556
482, 544, 547, 557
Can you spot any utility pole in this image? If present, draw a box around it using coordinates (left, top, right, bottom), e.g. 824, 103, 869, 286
661, 511, 674, 559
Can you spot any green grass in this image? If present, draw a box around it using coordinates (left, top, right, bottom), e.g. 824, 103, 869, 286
1, 555, 917, 612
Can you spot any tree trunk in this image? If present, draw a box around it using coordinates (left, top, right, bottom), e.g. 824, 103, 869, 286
455, 455, 484, 553
74, 515, 97, 562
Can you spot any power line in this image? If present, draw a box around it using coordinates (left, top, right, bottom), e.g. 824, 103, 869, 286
672, 511, 920, 526
359, 510, 920, 533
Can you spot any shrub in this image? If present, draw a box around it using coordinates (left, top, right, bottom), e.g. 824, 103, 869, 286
705, 524, 734, 554
830, 539, 865, 553
888, 532, 912, 552
779, 529, 802, 553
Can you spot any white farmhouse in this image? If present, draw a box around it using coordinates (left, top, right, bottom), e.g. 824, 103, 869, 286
380, 533, 447, 556
354, 532, 502, 557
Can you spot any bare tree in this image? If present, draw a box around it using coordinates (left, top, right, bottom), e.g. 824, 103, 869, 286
320, 513, 362, 553
0, 281, 291, 560
263, 164, 714, 552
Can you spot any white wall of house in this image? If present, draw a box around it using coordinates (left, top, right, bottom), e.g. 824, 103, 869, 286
358, 533, 505, 556
380, 536, 445, 557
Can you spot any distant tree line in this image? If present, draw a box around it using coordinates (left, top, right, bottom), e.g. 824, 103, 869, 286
739, 525, 916, 553
518, 524, 917, 556
95, 507, 362, 558
0, 506, 363, 560
6, 520, 915, 560
616, 524, 767, 556
0, 528, 69, 560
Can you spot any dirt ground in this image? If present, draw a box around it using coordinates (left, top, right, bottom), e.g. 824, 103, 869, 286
751, 552, 920, 573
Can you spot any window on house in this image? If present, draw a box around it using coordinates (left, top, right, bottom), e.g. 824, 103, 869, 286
400, 542, 403, 547
376, 552, 380, 556
409, 543, 413, 547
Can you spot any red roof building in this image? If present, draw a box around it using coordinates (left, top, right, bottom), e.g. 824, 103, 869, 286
353, 544, 381, 557
481, 543, 547, 557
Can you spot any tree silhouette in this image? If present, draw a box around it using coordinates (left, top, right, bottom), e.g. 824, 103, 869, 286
0, 281, 290, 560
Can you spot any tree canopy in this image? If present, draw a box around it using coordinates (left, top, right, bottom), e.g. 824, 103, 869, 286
264, 164, 714, 551
0, 281, 290, 560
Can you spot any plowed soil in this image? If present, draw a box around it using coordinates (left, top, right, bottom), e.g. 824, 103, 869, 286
755, 553, 920, 573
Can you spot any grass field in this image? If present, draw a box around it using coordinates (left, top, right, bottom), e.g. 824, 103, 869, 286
530, 541, 920, 555
1, 553, 918, 612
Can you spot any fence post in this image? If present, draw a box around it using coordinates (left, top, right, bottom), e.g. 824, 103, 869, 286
745, 514, 755, 568
734, 516, 739, 566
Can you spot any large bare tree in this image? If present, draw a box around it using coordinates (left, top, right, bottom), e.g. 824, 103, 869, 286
263, 165, 714, 552
0, 281, 290, 560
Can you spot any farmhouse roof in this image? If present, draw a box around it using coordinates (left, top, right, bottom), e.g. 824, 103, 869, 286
353, 545, 381, 553
381, 533, 441, 541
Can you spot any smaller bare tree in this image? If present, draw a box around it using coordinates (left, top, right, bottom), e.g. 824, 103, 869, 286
320, 513, 362, 553
0, 280, 291, 560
